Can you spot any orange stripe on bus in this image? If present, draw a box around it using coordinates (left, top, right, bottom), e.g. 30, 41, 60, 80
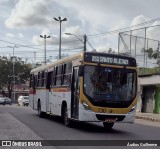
52, 88, 70, 92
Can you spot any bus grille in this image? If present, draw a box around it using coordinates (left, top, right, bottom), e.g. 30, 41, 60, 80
96, 114, 125, 121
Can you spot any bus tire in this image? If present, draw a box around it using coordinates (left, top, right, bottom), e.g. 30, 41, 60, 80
64, 107, 71, 127
38, 101, 45, 118
103, 122, 114, 129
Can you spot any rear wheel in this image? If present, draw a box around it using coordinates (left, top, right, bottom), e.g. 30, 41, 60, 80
38, 101, 45, 118
103, 122, 114, 129
64, 107, 72, 127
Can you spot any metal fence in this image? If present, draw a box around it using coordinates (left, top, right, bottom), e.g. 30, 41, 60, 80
118, 26, 160, 73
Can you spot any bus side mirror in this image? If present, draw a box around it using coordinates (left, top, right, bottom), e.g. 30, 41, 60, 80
78, 66, 84, 76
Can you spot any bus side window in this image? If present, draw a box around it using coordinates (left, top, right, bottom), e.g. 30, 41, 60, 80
54, 66, 58, 86
52, 67, 56, 86
46, 71, 52, 89
43, 71, 47, 87
41, 71, 44, 87
55, 65, 63, 86
62, 62, 72, 86
29, 74, 33, 88
35, 75, 38, 87
37, 72, 41, 87
32, 74, 36, 89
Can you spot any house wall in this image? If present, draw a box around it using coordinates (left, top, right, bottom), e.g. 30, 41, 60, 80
138, 74, 160, 113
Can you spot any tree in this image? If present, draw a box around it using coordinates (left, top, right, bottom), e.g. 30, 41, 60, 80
107, 48, 114, 53
0, 56, 32, 99
143, 48, 160, 65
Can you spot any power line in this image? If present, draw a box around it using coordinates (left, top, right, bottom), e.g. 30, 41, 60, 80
87, 40, 95, 50
87, 18, 160, 38
0, 39, 44, 51
0, 30, 33, 44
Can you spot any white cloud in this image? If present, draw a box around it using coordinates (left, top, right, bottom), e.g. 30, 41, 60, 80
64, 26, 84, 36
1, 0, 160, 65
0, 0, 10, 4
32, 28, 53, 45
18, 33, 24, 38
96, 45, 111, 52
130, 15, 149, 26
6, 33, 15, 37
5, 0, 51, 29
56, 0, 124, 32
32, 26, 84, 49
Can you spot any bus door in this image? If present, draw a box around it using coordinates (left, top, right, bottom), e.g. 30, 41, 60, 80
71, 67, 79, 119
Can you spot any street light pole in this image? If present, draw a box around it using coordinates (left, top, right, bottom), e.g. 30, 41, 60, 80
54, 17, 67, 59
40, 35, 50, 65
8, 45, 18, 103
65, 33, 87, 52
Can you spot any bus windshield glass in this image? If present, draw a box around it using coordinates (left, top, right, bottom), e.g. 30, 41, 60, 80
84, 65, 136, 102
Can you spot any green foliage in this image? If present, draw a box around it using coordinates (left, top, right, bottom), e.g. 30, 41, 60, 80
138, 67, 160, 75
0, 56, 32, 98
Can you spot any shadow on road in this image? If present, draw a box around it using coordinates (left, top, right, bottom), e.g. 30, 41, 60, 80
38, 114, 130, 135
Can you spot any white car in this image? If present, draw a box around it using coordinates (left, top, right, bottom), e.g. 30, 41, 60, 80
18, 96, 29, 106
0, 97, 11, 105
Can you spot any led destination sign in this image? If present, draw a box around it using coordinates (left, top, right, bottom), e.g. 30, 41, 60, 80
84, 53, 136, 66
92, 56, 129, 65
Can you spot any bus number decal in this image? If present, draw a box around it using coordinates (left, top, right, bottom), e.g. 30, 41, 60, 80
98, 108, 106, 113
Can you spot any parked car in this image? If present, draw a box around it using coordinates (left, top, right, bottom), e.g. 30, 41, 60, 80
18, 96, 29, 106
4, 97, 12, 105
0, 97, 11, 105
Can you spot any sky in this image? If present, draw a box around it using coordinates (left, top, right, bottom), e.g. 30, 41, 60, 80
1, 0, 160, 66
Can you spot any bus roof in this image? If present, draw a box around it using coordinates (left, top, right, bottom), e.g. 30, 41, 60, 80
30, 51, 136, 74
30, 52, 83, 74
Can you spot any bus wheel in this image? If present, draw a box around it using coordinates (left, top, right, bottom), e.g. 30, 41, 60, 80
38, 101, 45, 118
103, 122, 114, 129
64, 107, 71, 127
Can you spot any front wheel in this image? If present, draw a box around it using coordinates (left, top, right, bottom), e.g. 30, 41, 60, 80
64, 107, 72, 127
103, 122, 114, 129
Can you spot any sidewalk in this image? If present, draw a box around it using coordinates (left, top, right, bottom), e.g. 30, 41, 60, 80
0, 113, 55, 148
135, 112, 160, 123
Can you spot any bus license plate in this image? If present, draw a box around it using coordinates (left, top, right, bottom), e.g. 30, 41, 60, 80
104, 118, 117, 123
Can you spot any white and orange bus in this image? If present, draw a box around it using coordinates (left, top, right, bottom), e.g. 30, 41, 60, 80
29, 51, 137, 129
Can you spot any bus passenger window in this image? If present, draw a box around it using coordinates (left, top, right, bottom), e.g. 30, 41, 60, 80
46, 71, 53, 89
37, 72, 42, 87
55, 65, 63, 86
62, 62, 72, 86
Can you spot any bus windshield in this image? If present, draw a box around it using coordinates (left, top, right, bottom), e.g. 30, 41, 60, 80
84, 65, 136, 102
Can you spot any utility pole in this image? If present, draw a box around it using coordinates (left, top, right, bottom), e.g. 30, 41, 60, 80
65, 33, 87, 52
83, 34, 87, 52
7, 45, 18, 103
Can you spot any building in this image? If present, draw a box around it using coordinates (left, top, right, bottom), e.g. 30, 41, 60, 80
137, 74, 160, 114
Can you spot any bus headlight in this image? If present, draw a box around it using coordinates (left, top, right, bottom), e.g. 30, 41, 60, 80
129, 105, 137, 113
82, 102, 92, 111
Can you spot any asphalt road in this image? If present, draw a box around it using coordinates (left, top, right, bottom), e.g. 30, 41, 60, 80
0, 104, 160, 149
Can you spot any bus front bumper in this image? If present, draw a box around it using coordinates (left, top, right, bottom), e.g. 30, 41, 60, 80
79, 104, 136, 123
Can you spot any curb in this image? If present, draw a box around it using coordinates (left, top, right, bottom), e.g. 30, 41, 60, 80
135, 115, 160, 123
